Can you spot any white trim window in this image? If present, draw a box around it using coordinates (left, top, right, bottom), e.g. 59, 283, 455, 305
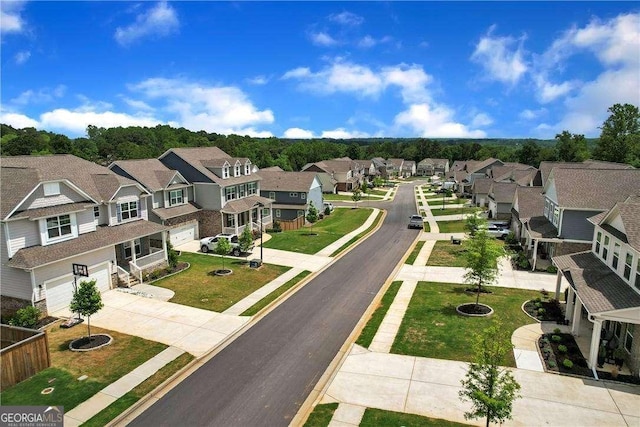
269, 191, 275, 200
44, 182, 61, 196
225, 186, 236, 201
595, 231, 602, 254
225, 214, 235, 228
289, 192, 298, 198
169, 189, 184, 206
244, 163, 251, 175
275, 209, 281, 218
635, 258, 640, 290
612, 243, 621, 270
625, 324, 634, 352
624, 253, 633, 280
94, 206, 100, 218
248, 182, 256, 195
602, 235, 610, 261
46, 214, 72, 240
301, 193, 306, 200
552, 206, 560, 227
223, 166, 230, 179
238, 184, 246, 198
234, 164, 241, 177
119, 201, 139, 222
123, 239, 141, 259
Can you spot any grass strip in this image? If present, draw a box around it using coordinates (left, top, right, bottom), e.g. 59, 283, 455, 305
356, 281, 403, 348
436, 220, 467, 233
329, 209, 383, 257
361, 408, 471, 426
431, 207, 480, 216
240, 270, 311, 316
405, 241, 426, 265
426, 241, 468, 267
303, 402, 339, 427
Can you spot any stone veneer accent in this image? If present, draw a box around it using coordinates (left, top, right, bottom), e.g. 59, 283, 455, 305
198, 210, 222, 237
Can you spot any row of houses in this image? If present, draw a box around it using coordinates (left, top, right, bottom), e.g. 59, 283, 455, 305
444, 158, 639, 376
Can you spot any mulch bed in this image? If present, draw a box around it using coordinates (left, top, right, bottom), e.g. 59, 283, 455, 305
539, 333, 593, 378
36, 316, 60, 329
69, 334, 112, 350
524, 299, 564, 322
596, 371, 640, 385
145, 262, 188, 282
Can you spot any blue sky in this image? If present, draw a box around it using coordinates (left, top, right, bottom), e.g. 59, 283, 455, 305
1, 1, 638, 139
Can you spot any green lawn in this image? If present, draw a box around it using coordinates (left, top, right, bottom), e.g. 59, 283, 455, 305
368, 189, 389, 196
0, 324, 168, 411
405, 241, 426, 265
356, 281, 403, 348
392, 282, 538, 367
323, 193, 355, 201
304, 403, 339, 427
426, 241, 468, 267
241, 270, 311, 316
361, 408, 471, 426
264, 208, 373, 254
431, 207, 480, 216
436, 220, 467, 233
425, 199, 466, 206
153, 252, 290, 312
423, 222, 431, 232
329, 209, 383, 257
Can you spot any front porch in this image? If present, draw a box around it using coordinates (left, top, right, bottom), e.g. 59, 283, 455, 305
115, 234, 167, 284
221, 196, 273, 236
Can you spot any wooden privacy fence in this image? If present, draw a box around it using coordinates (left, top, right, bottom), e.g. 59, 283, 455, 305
277, 216, 305, 231
1, 324, 51, 389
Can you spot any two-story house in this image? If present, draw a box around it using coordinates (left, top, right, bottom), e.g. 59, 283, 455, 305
416, 158, 449, 177
385, 158, 405, 179
552, 196, 640, 376
487, 182, 517, 220
525, 168, 640, 270
158, 147, 273, 237
259, 167, 323, 229
302, 158, 364, 192
109, 159, 201, 247
1, 155, 168, 315
400, 160, 416, 178
471, 177, 493, 207
510, 186, 544, 241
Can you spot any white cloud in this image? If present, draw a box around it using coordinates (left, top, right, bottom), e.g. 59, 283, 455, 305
40, 109, 162, 134
329, 11, 364, 26
14, 50, 30, 64
282, 67, 311, 79
358, 35, 393, 49
1, 1, 25, 34
519, 108, 546, 120
470, 113, 493, 128
321, 128, 369, 139
394, 104, 486, 138
471, 25, 528, 85
246, 75, 269, 85
309, 31, 339, 47
122, 97, 154, 111
533, 75, 578, 103
0, 112, 39, 128
283, 127, 315, 138
114, 1, 179, 46
130, 77, 274, 134
10, 85, 67, 105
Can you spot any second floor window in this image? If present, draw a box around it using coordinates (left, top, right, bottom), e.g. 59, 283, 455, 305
238, 184, 246, 198
595, 232, 602, 254
223, 166, 230, 178
225, 186, 236, 201
612, 243, 620, 269
248, 182, 256, 195
169, 189, 184, 206
94, 206, 100, 218
301, 193, 306, 199
120, 201, 138, 221
602, 236, 610, 261
47, 215, 72, 239
290, 192, 298, 198
636, 260, 640, 290
624, 253, 633, 280
269, 191, 275, 200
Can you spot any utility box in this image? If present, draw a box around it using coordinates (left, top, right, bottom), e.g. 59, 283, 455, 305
249, 259, 263, 268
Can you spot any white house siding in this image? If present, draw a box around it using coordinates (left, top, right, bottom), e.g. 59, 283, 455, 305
77, 209, 96, 235
19, 182, 86, 211
33, 246, 115, 287
7, 219, 39, 258
545, 181, 558, 205
195, 183, 222, 210
1, 225, 32, 300
609, 214, 625, 232
309, 178, 323, 214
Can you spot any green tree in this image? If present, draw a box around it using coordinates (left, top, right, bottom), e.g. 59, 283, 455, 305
239, 225, 254, 259
555, 130, 588, 162
593, 103, 640, 166
465, 214, 486, 236
459, 323, 521, 427
463, 229, 503, 306
69, 279, 104, 339
373, 176, 384, 188
166, 239, 178, 269
8, 306, 41, 329
214, 237, 232, 271
517, 140, 540, 167
351, 188, 362, 208
306, 201, 319, 234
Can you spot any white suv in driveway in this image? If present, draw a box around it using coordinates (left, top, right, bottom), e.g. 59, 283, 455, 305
485, 225, 510, 239
200, 233, 246, 256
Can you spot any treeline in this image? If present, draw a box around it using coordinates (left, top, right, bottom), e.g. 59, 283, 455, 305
1, 103, 638, 169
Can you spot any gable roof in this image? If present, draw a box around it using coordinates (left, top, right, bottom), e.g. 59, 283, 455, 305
468, 158, 503, 174
472, 177, 493, 193
159, 147, 256, 185
489, 182, 517, 204
514, 186, 545, 221
259, 170, 319, 192
548, 168, 640, 210
1, 155, 140, 220
111, 159, 184, 192
303, 158, 360, 174
538, 160, 634, 187
590, 196, 640, 252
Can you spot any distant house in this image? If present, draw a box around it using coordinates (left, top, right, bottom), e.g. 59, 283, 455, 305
471, 178, 493, 207
109, 159, 201, 247
158, 147, 273, 237
487, 182, 517, 220
552, 196, 640, 376
259, 167, 322, 228
302, 158, 365, 192
417, 158, 449, 177
524, 168, 640, 270
401, 160, 416, 178
385, 158, 405, 178
510, 186, 545, 241
1, 155, 168, 315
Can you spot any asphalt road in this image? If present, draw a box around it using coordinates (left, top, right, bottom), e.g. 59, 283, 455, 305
129, 183, 422, 427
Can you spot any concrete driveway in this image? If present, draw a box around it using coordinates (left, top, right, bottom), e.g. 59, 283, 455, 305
53, 289, 249, 357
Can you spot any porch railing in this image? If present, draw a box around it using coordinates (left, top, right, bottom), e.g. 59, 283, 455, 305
129, 262, 144, 283
133, 250, 166, 270
116, 265, 130, 284
223, 215, 274, 236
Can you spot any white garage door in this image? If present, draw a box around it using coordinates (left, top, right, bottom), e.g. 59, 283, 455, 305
45, 262, 110, 313
170, 223, 198, 246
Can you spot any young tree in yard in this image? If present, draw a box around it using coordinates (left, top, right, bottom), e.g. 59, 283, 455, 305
166, 239, 178, 269
214, 236, 232, 271
373, 176, 384, 188
239, 225, 254, 260
306, 201, 319, 234
464, 229, 503, 306
459, 323, 521, 427
465, 214, 485, 236
351, 188, 362, 208
69, 279, 104, 339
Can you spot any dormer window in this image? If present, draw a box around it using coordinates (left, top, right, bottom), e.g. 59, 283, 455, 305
245, 163, 251, 175
44, 182, 60, 196
234, 164, 241, 177
169, 189, 184, 206
624, 253, 633, 280
47, 215, 72, 239
223, 166, 230, 179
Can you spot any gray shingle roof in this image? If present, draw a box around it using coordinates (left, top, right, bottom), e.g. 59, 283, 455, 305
10, 202, 95, 221
514, 187, 544, 221
472, 178, 493, 194
111, 159, 179, 192
160, 147, 256, 186
468, 158, 503, 174
152, 203, 201, 221
259, 170, 319, 192
538, 160, 633, 187
220, 195, 273, 214
526, 216, 558, 239
553, 251, 640, 314
7, 220, 168, 270
489, 182, 517, 203
550, 168, 640, 210
618, 197, 640, 251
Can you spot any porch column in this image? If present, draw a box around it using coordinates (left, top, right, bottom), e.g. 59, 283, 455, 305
555, 270, 563, 300
531, 240, 539, 271
162, 232, 168, 262
565, 287, 575, 322
588, 318, 603, 370
571, 296, 583, 336
130, 239, 137, 263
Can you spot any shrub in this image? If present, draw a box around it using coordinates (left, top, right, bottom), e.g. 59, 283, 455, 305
166, 240, 178, 269
548, 360, 557, 368
546, 265, 558, 274
534, 297, 542, 304
324, 206, 331, 216
551, 335, 562, 343
553, 328, 561, 334
8, 306, 41, 329
558, 345, 568, 353
272, 221, 282, 232
537, 308, 546, 316
563, 359, 574, 369
540, 289, 549, 299
515, 252, 530, 269
504, 231, 519, 245
535, 302, 542, 308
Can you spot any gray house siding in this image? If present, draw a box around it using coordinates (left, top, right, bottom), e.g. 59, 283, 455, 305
195, 183, 222, 210
274, 208, 304, 221
19, 182, 86, 211
77, 209, 96, 235
7, 219, 39, 257
560, 210, 602, 240
1, 226, 32, 300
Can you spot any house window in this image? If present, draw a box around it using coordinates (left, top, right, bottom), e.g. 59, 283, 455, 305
238, 184, 246, 198
46, 215, 72, 239
269, 192, 275, 200
275, 209, 281, 218
94, 206, 100, 218
602, 236, 609, 261
234, 165, 241, 176
301, 193, 306, 200
225, 186, 236, 201
119, 201, 138, 221
248, 182, 256, 195
552, 207, 560, 226
624, 253, 633, 280
225, 214, 235, 227
543, 200, 549, 217
636, 260, 640, 290
297, 210, 304, 217
169, 189, 184, 206
44, 182, 60, 196
262, 208, 270, 217
625, 324, 634, 352
223, 166, 230, 179
612, 243, 620, 269
595, 232, 602, 254
123, 239, 141, 259
244, 163, 251, 175
614, 321, 622, 339
289, 192, 298, 198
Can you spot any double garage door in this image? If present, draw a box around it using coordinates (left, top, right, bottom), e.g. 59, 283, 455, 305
44, 262, 111, 314
169, 223, 198, 247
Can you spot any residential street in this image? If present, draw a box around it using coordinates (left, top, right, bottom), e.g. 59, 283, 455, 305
128, 183, 420, 426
